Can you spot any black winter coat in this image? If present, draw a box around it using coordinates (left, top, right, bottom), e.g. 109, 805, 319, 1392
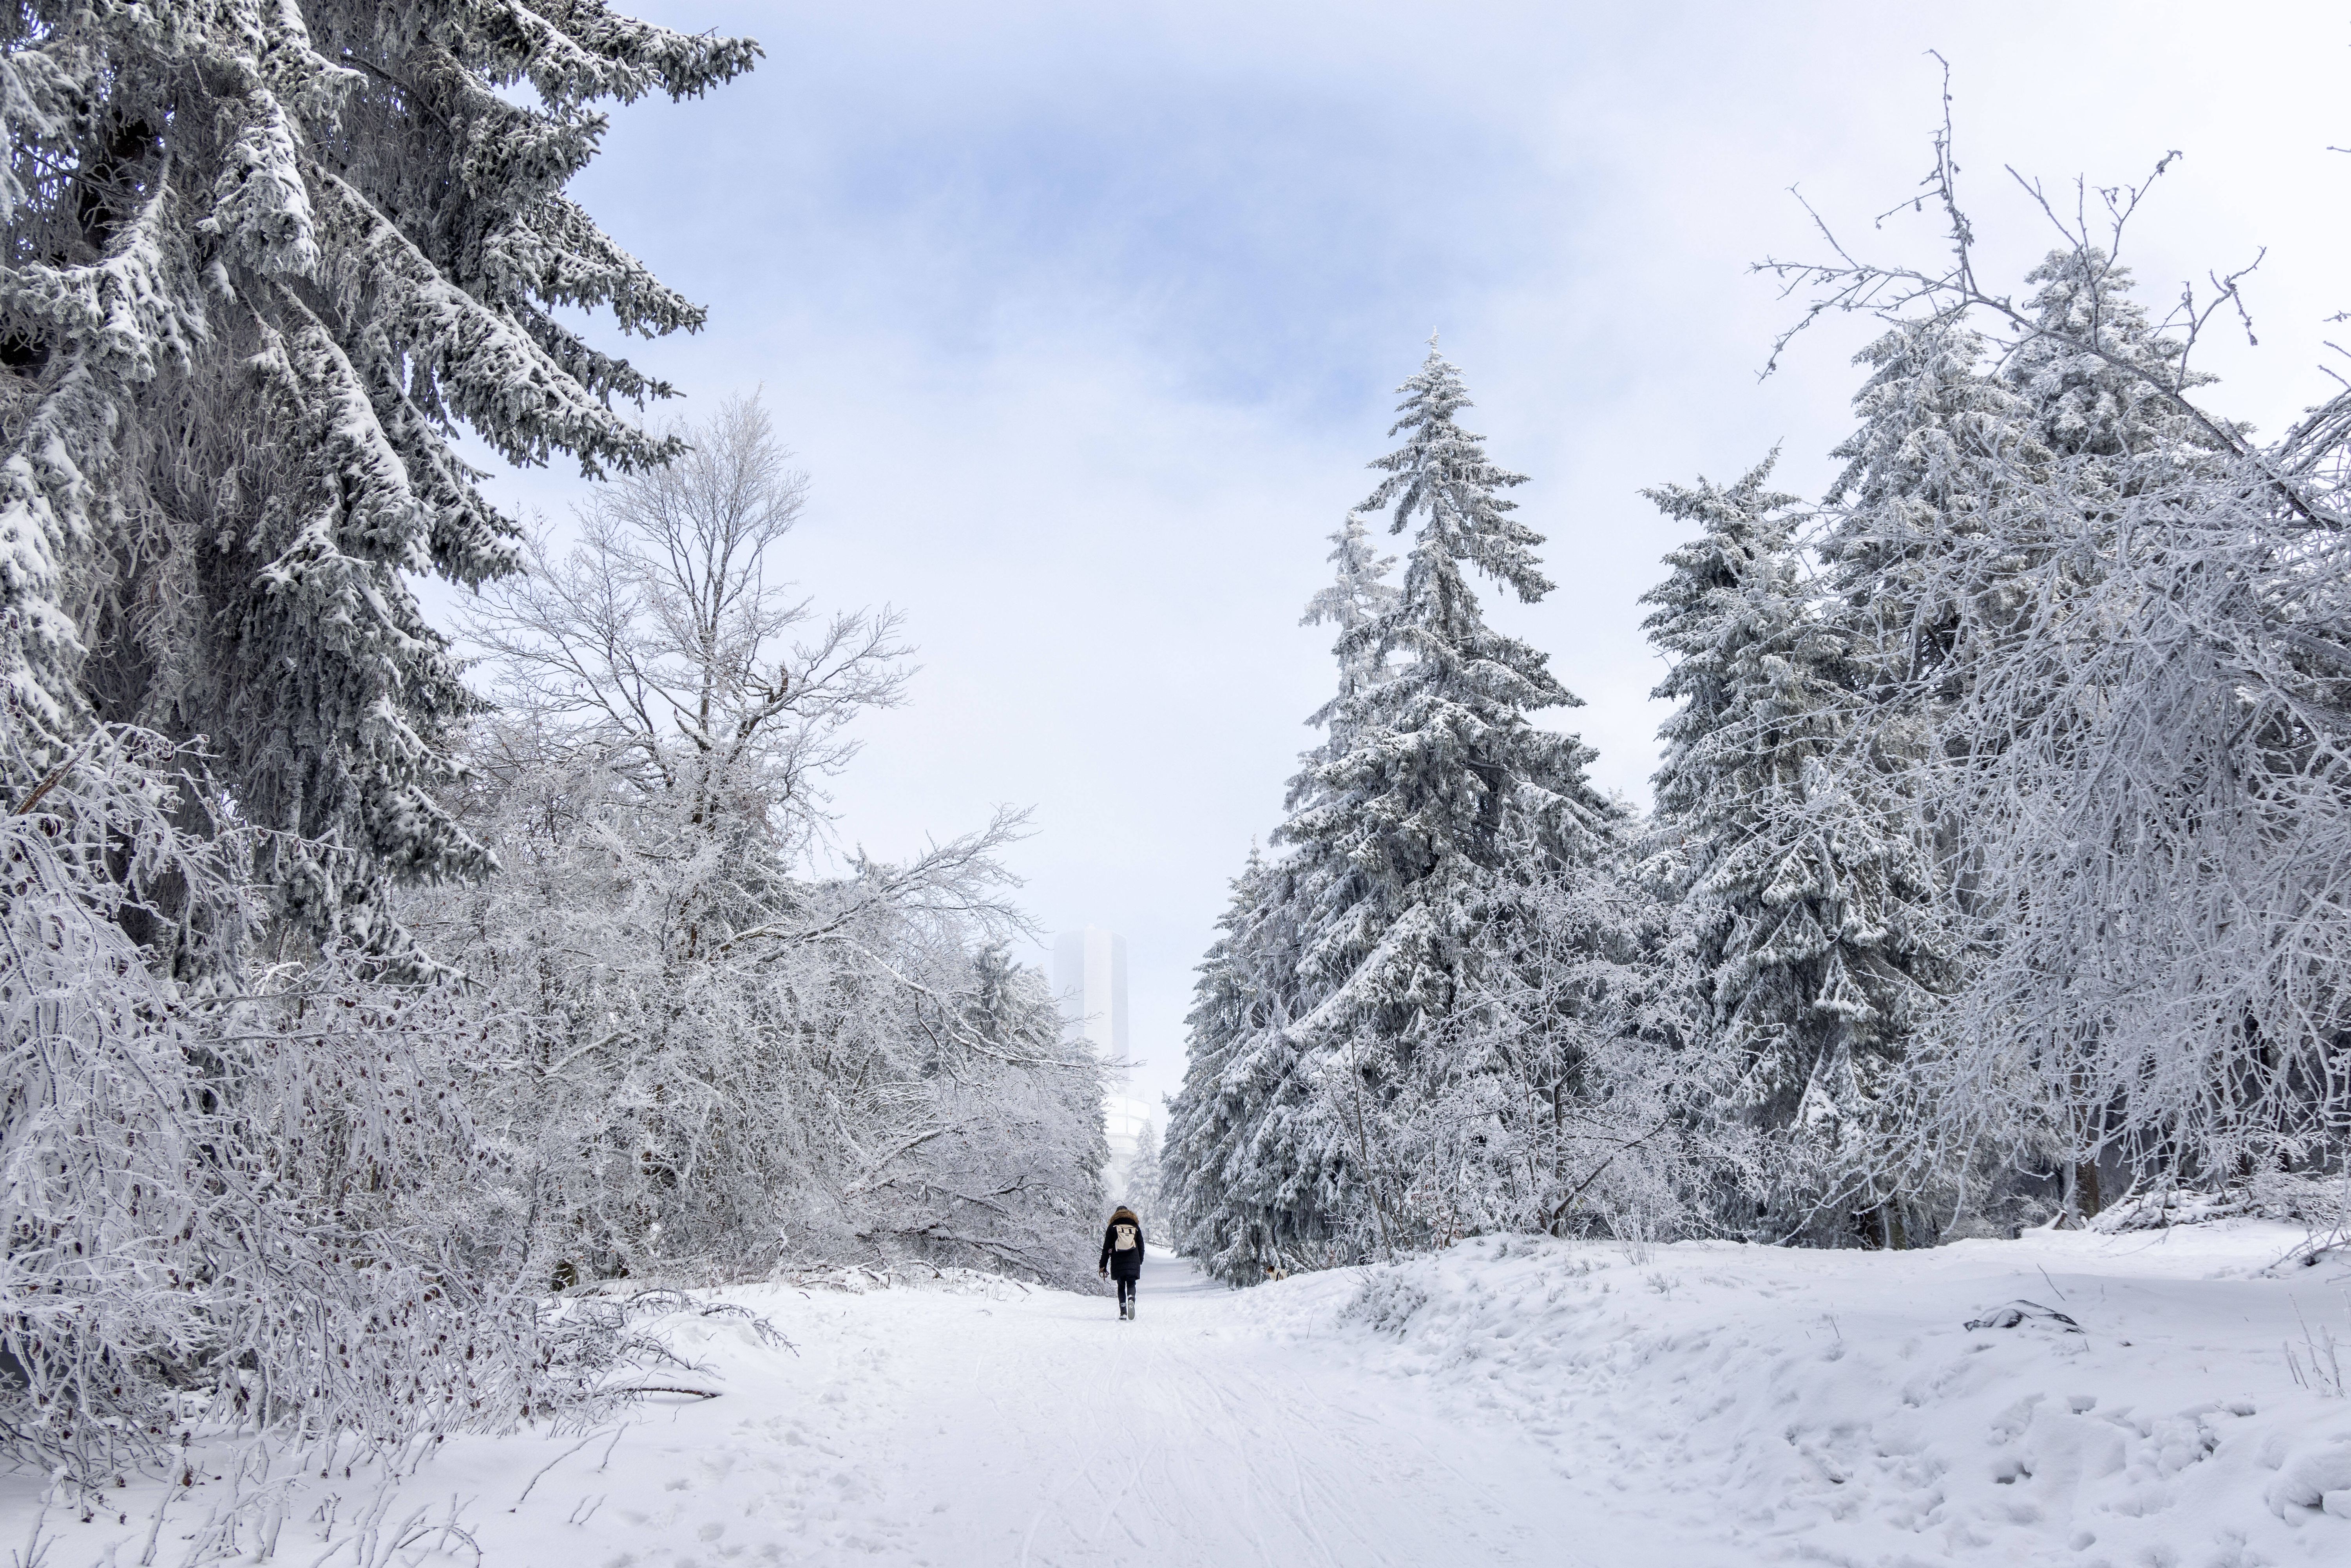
1098, 1214, 1146, 1281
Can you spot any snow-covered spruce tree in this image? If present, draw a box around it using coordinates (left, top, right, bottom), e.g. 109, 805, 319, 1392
2005, 248, 2222, 466
1161, 853, 1257, 1275
1163, 848, 1290, 1280
1302, 511, 1400, 693
1810, 280, 2215, 1228
1820, 313, 2024, 707
1164, 839, 1370, 1282
1165, 519, 1404, 1283
1933, 250, 2225, 795
0, 0, 755, 951
1908, 251, 2233, 1220
1815, 311, 2031, 942
1641, 457, 1949, 1245
408, 398, 1108, 1287
1278, 342, 1619, 1257
1812, 314, 2064, 1235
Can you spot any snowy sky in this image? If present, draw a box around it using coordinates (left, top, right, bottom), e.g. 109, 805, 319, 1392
461, 1, 2351, 1118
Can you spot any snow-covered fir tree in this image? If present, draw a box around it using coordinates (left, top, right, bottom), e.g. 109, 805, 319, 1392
1809, 315, 2060, 1235
1641, 457, 1949, 1244
1820, 314, 2023, 704
1161, 848, 1280, 1279
0, 0, 757, 952
1170, 350, 1654, 1270
1166, 516, 1411, 1282
1277, 342, 1619, 1255
1301, 511, 1400, 699
1163, 831, 1369, 1282
2004, 249, 2222, 463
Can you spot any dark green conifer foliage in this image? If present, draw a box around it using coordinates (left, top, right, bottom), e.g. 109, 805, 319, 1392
0, 1, 758, 952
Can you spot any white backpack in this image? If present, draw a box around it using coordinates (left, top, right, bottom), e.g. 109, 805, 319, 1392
1113, 1222, 1138, 1252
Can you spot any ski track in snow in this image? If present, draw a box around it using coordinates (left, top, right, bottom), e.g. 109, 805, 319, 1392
11, 1226, 2351, 1566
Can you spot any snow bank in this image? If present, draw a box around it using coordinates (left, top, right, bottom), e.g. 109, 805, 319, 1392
775, 1262, 1042, 1300
2092, 1175, 2351, 1238
1232, 1221, 2351, 1564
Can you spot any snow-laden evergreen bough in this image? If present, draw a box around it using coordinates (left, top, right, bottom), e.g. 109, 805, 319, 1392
1638, 457, 1952, 1243
1, 0, 754, 949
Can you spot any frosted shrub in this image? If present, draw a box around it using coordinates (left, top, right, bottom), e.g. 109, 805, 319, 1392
0, 718, 562, 1483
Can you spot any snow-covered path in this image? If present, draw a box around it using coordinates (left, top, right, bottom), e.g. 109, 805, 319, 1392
574, 1251, 1613, 1568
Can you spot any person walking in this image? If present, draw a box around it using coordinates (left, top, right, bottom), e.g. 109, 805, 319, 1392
1098, 1206, 1146, 1320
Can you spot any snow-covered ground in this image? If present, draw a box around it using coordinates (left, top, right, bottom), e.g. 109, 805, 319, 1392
10, 1222, 2351, 1566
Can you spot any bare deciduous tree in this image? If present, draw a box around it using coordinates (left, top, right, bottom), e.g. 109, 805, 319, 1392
411, 397, 1107, 1289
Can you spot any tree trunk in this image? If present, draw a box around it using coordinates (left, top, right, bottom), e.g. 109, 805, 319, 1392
2074, 1158, 2102, 1220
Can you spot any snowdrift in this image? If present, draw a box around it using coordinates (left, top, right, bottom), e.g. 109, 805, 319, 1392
1233, 1221, 2351, 1564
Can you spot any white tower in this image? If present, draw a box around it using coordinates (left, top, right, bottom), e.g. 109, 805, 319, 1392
1055, 926, 1152, 1168
1053, 927, 1127, 1063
